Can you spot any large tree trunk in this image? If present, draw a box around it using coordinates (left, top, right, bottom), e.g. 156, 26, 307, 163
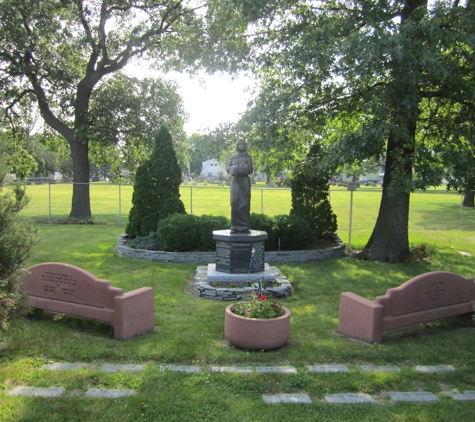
357, 0, 426, 263
463, 191, 474, 207
69, 139, 92, 219
357, 128, 412, 262
358, 180, 410, 263
462, 179, 475, 207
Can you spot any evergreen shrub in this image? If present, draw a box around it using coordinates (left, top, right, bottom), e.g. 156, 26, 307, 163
157, 214, 231, 252
128, 232, 160, 250
0, 182, 38, 332
275, 214, 312, 250
291, 142, 337, 238
249, 213, 278, 250
126, 126, 185, 238
196, 215, 230, 251
157, 213, 199, 251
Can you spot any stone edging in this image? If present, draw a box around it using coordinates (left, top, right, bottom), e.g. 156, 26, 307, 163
114, 233, 346, 264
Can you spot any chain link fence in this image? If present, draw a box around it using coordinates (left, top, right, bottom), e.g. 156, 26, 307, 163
19, 183, 475, 238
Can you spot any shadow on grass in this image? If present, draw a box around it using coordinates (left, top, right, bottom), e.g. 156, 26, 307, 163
27, 309, 115, 339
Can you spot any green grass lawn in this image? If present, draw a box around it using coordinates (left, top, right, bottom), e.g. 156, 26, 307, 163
1, 185, 475, 421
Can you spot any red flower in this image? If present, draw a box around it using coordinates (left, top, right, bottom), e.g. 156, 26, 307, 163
260, 295, 267, 301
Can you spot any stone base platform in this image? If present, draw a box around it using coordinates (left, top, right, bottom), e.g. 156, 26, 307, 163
194, 265, 292, 300
206, 263, 276, 286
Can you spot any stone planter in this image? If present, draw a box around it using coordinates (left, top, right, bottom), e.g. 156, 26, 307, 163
224, 304, 291, 351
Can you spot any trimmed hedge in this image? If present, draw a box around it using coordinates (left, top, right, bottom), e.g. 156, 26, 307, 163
157, 214, 230, 252
275, 214, 312, 251
249, 213, 278, 250
156, 212, 314, 252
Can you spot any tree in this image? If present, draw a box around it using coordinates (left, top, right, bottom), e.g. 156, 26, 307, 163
88, 73, 187, 181
0, 177, 38, 332
0, 0, 245, 219
291, 142, 338, 239
126, 126, 185, 238
187, 132, 223, 175
232, 0, 475, 262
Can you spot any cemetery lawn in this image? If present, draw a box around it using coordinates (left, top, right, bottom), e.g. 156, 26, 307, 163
0, 204, 474, 420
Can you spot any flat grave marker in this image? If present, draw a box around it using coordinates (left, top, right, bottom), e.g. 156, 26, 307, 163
160, 365, 200, 373
447, 391, 475, 401
9, 387, 64, 397
360, 365, 401, 372
100, 364, 143, 373
307, 365, 350, 373
85, 389, 134, 398
212, 366, 253, 373
325, 393, 375, 404
415, 365, 455, 373
256, 366, 297, 374
388, 392, 439, 402
43, 363, 86, 371
263, 394, 312, 404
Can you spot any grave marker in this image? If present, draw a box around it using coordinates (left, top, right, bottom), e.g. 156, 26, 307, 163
415, 365, 455, 373
100, 364, 143, 373
256, 366, 297, 374
325, 393, 375, 404
447, 391, 475, 401
160, 365, 200, 373
9, 387, 64, 397
85, 389, 134, 398
307, 365, 350, 373
388, 392, 439, 402
263, 394, 312, 404
360, 365, 401, 372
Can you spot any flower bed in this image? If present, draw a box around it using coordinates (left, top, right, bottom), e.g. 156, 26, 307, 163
114, 233, 346, 264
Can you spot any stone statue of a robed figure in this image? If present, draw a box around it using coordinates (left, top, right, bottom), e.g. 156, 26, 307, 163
227, 140, 253, 233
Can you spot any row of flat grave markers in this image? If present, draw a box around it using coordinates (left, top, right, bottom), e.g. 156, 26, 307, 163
263, 391, 475, 404
9, 386, 475, 402
30, 362, 463, 374
28, 362, 463, 374
7, 363, 475, 402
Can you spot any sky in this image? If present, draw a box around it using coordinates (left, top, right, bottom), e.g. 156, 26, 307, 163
126, 65, 256, 136
170, 71, 256, 136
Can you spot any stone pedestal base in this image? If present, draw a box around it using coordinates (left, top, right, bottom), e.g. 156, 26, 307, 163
213, 230, 268, 274
193, 265, 293, 300
206, 263, 276, 287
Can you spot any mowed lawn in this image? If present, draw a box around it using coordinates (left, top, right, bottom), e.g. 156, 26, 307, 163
20, 182, 475, 250
1, 183, 474, 421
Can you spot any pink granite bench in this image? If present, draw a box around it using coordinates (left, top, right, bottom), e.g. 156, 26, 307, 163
338, 271, 475, 343
21, 263, 154, 341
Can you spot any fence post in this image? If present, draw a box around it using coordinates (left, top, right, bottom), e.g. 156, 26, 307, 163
118, 183, 122, 226
48, 182, 52, 224
348, 190, 354, 250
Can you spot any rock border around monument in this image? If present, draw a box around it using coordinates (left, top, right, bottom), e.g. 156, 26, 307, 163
114, 233, 346, 264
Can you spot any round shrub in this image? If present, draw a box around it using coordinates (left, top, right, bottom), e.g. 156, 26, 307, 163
275, 214, 312, 250
157, 213, 199, 252
157, 214, 230, 252
196, 215, 230, 251
128, 232, 160, 250
249, 213, 278, 250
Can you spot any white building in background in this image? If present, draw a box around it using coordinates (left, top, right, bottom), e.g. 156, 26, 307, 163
200, 158, 226, 180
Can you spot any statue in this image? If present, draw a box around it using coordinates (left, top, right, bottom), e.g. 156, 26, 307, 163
227, 140, 253, 233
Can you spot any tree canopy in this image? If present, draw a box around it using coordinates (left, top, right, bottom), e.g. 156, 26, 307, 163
231, 0, 475, 262
0, 0, 246, 218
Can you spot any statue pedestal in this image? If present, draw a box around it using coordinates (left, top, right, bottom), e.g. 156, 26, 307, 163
213, 230, 268, 274
206, 263, 276, 287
